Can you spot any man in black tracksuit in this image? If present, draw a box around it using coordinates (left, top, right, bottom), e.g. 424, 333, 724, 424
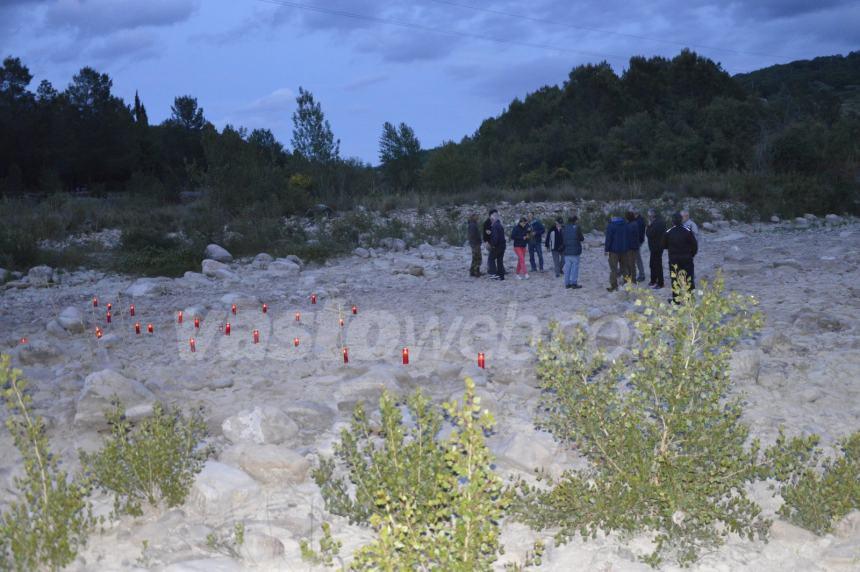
490, 212, 506, 280
645, 209, 666, 289
662, 212, 698, 303
483, 209, 497, 276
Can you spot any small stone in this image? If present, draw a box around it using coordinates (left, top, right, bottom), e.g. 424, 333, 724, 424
266, 259, 301, 276
125, 277, 171, 297
57, 306, 85, 332
202, 259, 230, 278
240, 531, 285, 561
251, 253, 273, 269
825, 214, 842, 224
222, 444, 310, 484
353, 247, 370, 258
770, 215, 780, 223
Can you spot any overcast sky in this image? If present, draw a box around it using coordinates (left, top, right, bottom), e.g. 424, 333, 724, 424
1, 0, 857, 164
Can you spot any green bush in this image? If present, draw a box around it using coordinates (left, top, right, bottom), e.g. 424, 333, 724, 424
516, 276, 768, 566
770, 431, 860, 535
1, 355, 95, 571
313, 378, 508, 571
80, 401, 212, 517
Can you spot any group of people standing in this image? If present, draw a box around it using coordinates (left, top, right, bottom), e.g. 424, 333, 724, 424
467, 207, 699, 302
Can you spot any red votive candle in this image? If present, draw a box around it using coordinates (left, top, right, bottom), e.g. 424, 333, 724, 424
342, 347, 349, 364
130, 304, 135, 317
106, 303, 112, 312
402, 347, 409, 365
295, 312, 301, 322
293, 337, 300, 347
19, 337, 28, 345
225, 322, 231, 336
189, 338, 196, 352
147, 323, 154, 334
106, 311, 112, 324
95, 327, 103, 339
177, 311, 183, 324
262, 303, 268, 314
253, 329, 260, 344
339, 318, 344, 327
232, 304, 237, 315
478, 352, 486, 369
311, 293, 317, 304
194, 317, 200, 329
135, 322, 141, 335
351, 305, 357, 315
92, 297, 98, 307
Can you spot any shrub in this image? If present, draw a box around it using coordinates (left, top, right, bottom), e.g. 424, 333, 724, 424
770, 431, 860, 535
80, 401, 212, 517
313, 378, 508, 570
0, 355, 95, 571
299, 522, 342, 567
516, 276, 768, 566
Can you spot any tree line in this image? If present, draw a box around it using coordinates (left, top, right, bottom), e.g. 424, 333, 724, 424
0, 49, 858, 214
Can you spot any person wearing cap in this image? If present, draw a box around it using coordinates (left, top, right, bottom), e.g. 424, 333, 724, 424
483, 208, 498, 276
544, 218, 565, 278
663, 212, 698, 303
467, 213, 482, 277
510, 216, 531, 279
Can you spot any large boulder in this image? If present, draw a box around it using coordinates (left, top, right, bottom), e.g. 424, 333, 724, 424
251, 252, 273, 269
74, 369, 156, 428
189, 461, 260, 522
204, 244, 233, 263
221, 406, 298, 445
125, 277, 171, 297
221, 444, 310, 484
57, 306, 85, 333
201, 259, 235, 280
18, 339, 61, 365
266, 258, 300, 276
27, 265, 54, 286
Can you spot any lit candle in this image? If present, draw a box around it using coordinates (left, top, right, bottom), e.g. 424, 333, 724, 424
194, 317, 200, 329
19, 337, 28, 345
293, 337, 300, 347
232, 304, 237, 315
106, 311, 112, 324
95, 327, 103, 339
135, 322, 141, 335
147, 323, 154, 334
295, 312, 301, 323
311, 293, 317, 304
177, 311, 183, 324
225, 322, 231, 336
478, 352, 486, 369
107, 303, 112, 312
339, 318, 344, 327
262, 303, 268, 314
402, 347, 409, 365
253, 329, 260, 344
92, 297, 98, 307
342, 347, 349, 364
130, 304, 135, 317
189, 338, 196, 352
351, 305, 357, 315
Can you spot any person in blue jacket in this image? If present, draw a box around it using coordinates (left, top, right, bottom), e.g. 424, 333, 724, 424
604, 214, 629, 292
528, 212, 545, 273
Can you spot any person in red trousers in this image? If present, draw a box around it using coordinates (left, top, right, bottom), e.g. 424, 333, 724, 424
510, 217, 531, 279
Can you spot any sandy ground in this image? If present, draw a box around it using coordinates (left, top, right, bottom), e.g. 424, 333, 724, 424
1, 217, 859, 571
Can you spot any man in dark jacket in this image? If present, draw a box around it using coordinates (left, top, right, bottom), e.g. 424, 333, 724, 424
490, 212, 506, 280
562, 216, 585, 289
662, 212, 698, 303
467, 213, 482, 278
544, 218, 564, 277
624, 212, 640, 285
633, 208, 647, 282
645, 209, 666, 288
483, 209, 497, 276
604, 215, 629, 291
528, 212, 545, 273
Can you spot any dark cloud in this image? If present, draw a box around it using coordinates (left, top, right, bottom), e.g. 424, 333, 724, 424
86, 30, 160, 63
43, 0, 198, 36
729, 0, 853, 20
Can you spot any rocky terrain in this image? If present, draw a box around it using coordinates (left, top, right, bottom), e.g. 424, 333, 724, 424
1, 209, 859, 571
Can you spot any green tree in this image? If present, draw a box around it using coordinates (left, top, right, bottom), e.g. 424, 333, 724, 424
170, 95, 205, 131
291, 87, 339, 163
378, 121, 421, 190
